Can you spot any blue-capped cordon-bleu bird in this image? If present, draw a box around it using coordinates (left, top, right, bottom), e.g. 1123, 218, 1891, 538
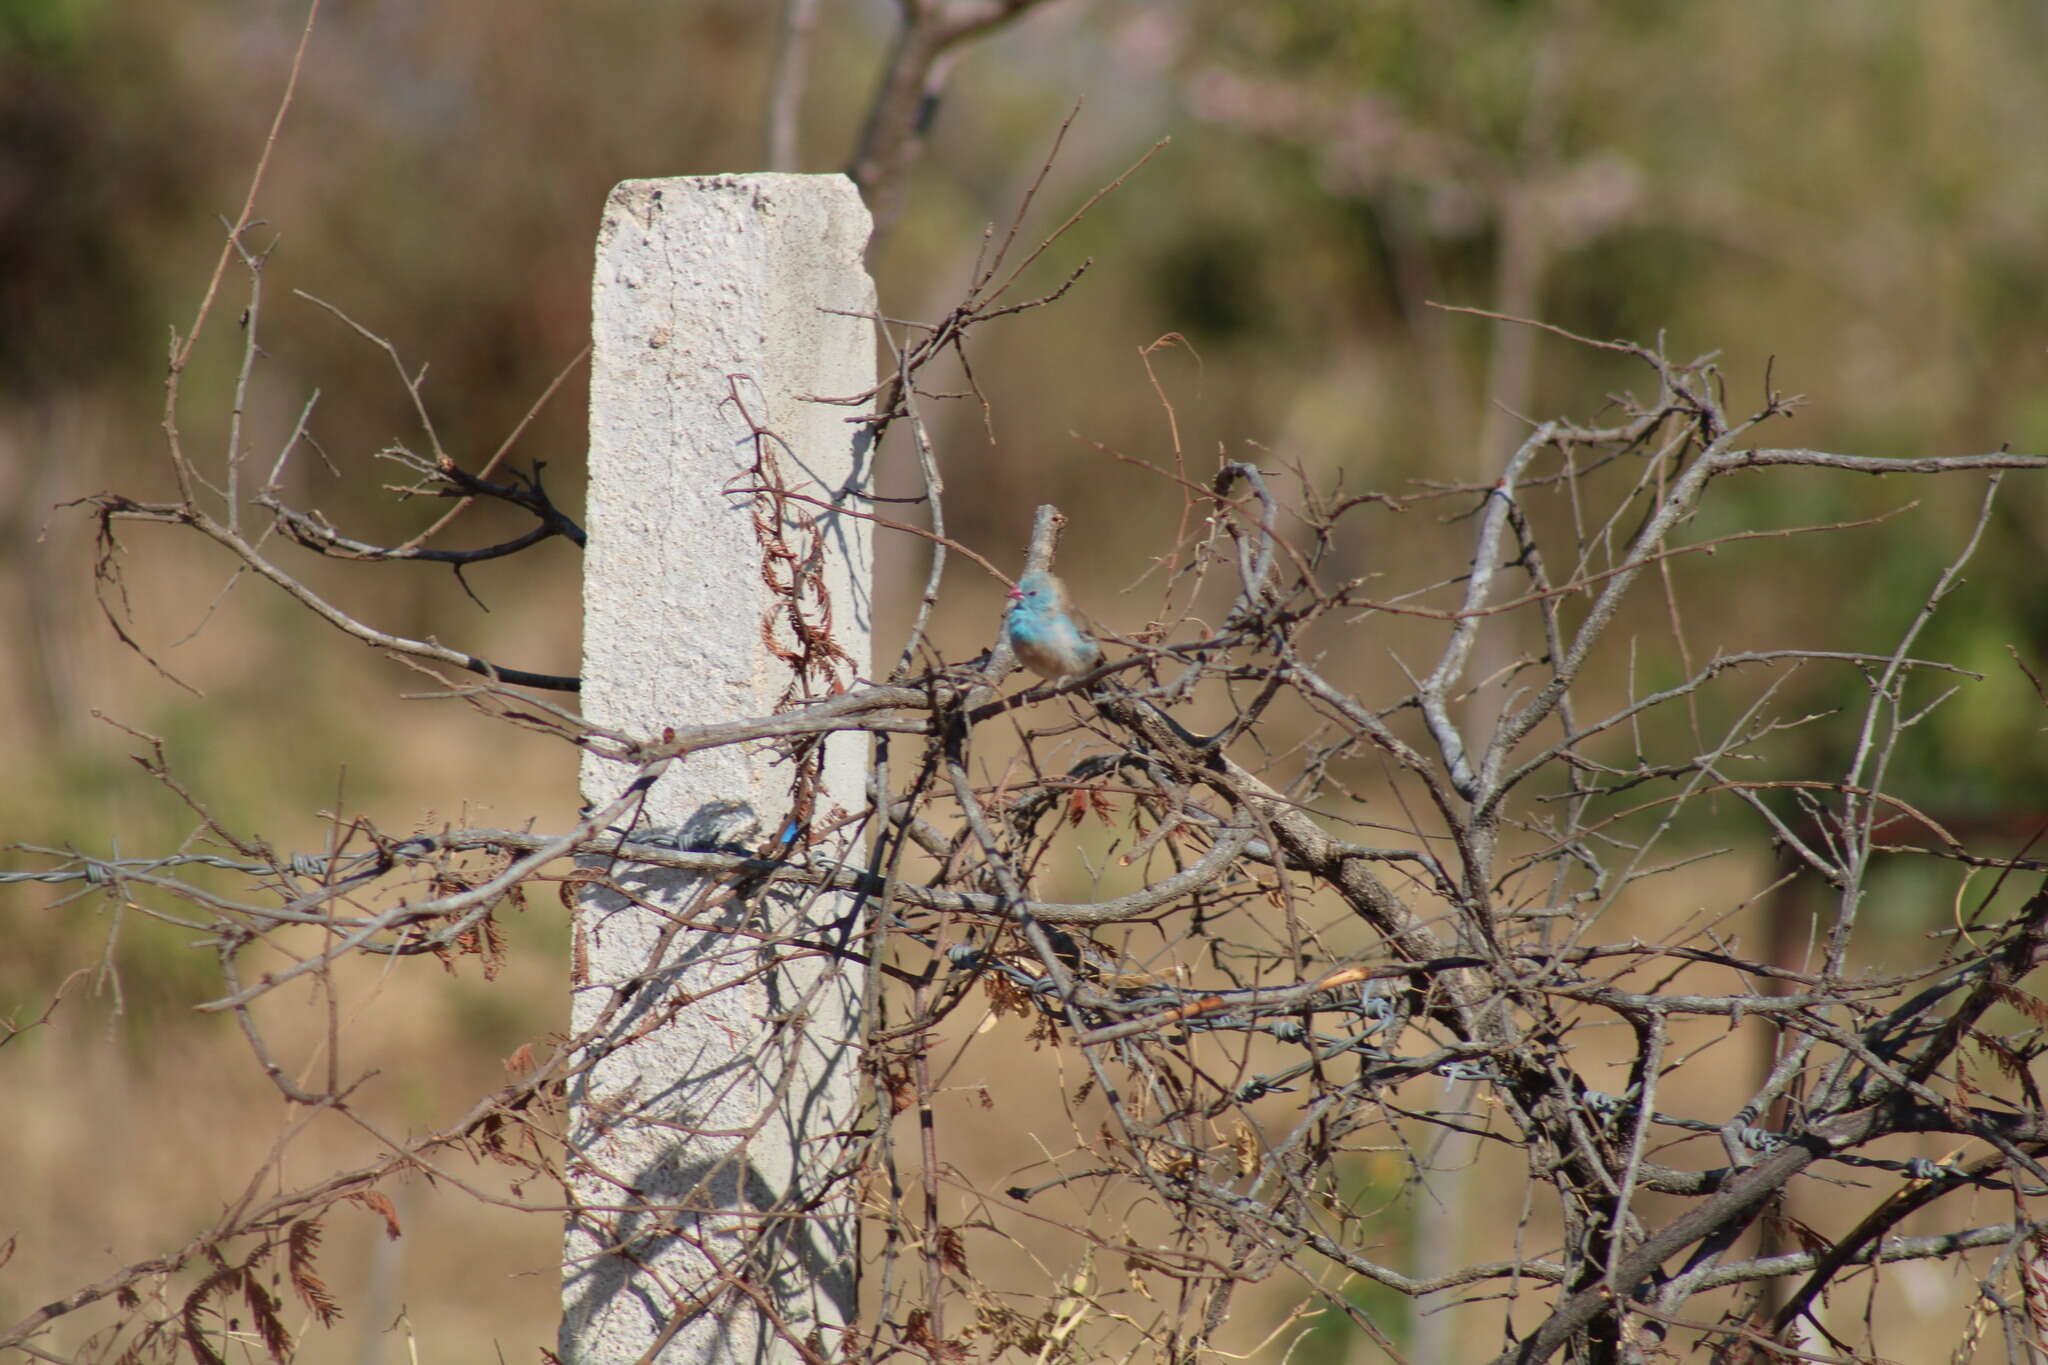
1004, 570, 1104, 682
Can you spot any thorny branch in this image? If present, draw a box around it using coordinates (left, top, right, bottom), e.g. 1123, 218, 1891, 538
22, 29, 2048, 1351
19, 307, 2048, 1363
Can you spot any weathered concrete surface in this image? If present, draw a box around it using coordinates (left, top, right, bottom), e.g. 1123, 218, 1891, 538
566, 173, 874, 1365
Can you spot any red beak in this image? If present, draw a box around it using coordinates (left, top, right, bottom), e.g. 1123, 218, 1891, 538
1006, 585, 1024, 601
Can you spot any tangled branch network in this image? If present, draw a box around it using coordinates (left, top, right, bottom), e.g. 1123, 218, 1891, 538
21, 328, 2048, 1365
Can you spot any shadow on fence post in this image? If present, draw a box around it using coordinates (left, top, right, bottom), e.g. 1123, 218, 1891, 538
564, 173, 876, 1364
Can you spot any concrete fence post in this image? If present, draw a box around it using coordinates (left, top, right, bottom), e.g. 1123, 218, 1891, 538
564, 174, 875, 1363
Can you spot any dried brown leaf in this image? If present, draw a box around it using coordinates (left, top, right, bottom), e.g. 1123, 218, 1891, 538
937, 1224, 969, 1274
352, 1190, 403, 1240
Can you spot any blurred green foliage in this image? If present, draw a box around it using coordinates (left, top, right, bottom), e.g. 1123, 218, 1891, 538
4, 0, 2040, 997
4, 4, 2046, 1359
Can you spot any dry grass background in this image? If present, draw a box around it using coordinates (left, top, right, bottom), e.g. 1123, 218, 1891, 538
7, 1, 2048, 1360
